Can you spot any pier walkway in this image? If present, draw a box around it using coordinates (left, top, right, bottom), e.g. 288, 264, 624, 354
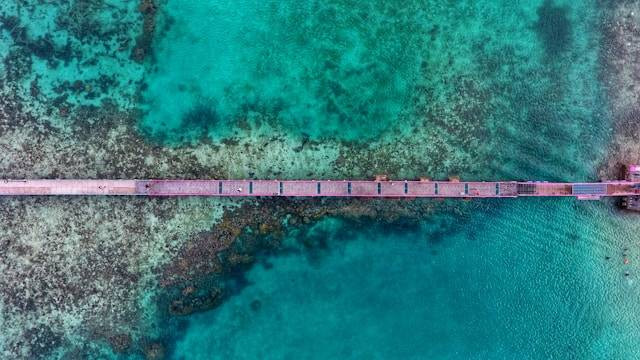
1, 178, 640, 200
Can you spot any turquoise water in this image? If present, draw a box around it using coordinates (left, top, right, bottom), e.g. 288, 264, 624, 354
143, 1, 636, 358
1, 0, 638, 358
140, 0, 608, 147
140, 0, 427, 143
167, 202, 640, 359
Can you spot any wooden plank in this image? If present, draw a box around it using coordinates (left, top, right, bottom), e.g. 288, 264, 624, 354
149, 180, 216, 196
108, 187, 137, 195
498, 182, 518, 197
437, 182, 466, 196
319, 181, 349, 196
467, 182, 495, 197
135, 181, 151, 195
252, 181, 279, 196
407, 181, 436, 196
350, 181, 378, 196
380, 181, 406, 196
534, 183, 572, 196
282, 181, 318, 196
0, 186, 52, 195
0, 180, 139, 196
221, 180, 251, 196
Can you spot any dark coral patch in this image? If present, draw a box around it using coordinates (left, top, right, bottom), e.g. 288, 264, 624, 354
180, 103, 220, 141
132, 0, 158, 62
533, 0, 572, 57
140, 102, 222, 146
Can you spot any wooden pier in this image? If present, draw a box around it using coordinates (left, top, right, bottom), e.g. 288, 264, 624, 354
623, 165, 640, 211
2, 177, 640, 200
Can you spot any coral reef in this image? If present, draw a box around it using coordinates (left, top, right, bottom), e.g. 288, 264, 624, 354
597, 2, 640, 178
0, 1, 145, 108
0, 82, 483, 356
160, 197, 452, 287
131, 0, 158, 62
0, 195, 228, 358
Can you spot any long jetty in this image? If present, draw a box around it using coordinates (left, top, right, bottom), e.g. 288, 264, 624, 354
2, 166, 640, 203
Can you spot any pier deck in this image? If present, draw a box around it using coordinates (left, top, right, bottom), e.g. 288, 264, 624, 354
1, 179, 639, 199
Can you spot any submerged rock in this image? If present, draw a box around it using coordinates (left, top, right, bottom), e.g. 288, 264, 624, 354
144, 342, 166, 360
108, 333, 133, 353
169, 288, 223, 316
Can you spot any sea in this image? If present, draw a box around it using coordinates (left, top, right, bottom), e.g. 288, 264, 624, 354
1, 0, 639, 359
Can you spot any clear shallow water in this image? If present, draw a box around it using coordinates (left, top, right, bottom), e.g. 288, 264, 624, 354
139, 0, 607, 147
140, 0, 427, 143
136, 0, 635, 359
169, 202, 640, 359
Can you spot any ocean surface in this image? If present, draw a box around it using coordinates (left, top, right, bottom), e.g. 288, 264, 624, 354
1, 0, 640, 359
142, 1, 639, 358
170, 202, 640, 359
